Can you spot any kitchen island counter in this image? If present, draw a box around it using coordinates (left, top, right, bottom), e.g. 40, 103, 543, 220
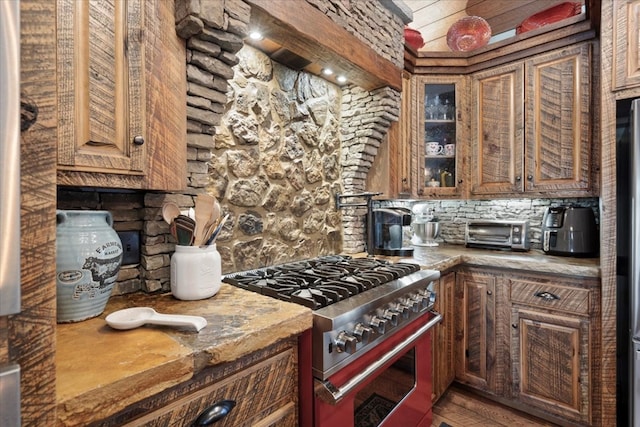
56, 284, 312, 426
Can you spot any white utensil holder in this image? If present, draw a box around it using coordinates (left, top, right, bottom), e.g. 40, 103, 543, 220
171, 244, 221, 300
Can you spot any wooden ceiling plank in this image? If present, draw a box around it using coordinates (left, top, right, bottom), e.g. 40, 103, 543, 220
246, 0, 402, 91
403, 0, 439, 15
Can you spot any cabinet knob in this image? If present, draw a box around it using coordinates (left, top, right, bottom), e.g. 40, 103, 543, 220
133, 135, 145, 146
515, 175, 522, 182
527, 175, 533, 181
512, 323, 518, 329
487, 290, 492, 295
193, 400, 236, 425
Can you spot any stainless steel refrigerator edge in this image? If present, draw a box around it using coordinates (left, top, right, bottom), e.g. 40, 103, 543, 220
619, 98, 640, 427
0, 1, 21, 426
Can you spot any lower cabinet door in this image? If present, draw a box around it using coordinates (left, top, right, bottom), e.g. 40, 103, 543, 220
511, 307, 590, 424
432, 271, 456, 402
455, 271, 496, 393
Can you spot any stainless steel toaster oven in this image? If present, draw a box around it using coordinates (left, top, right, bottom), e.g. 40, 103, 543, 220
465, 220, 530, 251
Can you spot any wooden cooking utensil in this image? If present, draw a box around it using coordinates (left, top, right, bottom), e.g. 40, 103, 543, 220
194, 194, 215, 246
211, 198, 221, 223
162, 202, 181, 225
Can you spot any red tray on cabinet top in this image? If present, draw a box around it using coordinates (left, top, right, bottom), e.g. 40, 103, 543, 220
516, 2, 583, 35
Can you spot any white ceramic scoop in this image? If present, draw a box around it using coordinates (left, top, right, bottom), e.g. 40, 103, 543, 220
105, 307, 207, 332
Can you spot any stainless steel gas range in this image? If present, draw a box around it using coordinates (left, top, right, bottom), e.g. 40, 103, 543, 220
224, 255, 441, 427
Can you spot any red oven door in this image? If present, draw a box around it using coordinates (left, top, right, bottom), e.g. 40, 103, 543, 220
314, 311, 441, 427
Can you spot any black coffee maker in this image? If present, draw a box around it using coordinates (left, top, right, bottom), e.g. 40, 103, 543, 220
372, 208, 414, 256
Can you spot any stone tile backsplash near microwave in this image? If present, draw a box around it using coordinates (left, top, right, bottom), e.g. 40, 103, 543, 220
376, 197, 600, 249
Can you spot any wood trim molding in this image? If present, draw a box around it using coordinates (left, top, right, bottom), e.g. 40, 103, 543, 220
406, 19, 595, 75
245, 0, 402, 91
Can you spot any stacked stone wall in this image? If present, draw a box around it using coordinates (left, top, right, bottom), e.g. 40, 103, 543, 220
304, 0, 406, 68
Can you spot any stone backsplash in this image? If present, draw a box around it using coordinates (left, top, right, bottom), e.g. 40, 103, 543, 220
208, 45, 345, 271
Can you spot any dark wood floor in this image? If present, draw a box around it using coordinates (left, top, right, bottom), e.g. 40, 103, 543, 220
432, 384, 560, 427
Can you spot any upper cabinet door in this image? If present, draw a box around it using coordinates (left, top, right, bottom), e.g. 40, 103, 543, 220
471, 63, 524, 195
470, 42, 593, 198
57, 0, 145, 174
525, 43, 592, 194
613, 0, 640, 91
56, 0, 186, 190
412, 75, 467, 199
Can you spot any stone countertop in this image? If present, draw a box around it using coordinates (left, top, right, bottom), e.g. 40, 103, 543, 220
396, 244, 601, 278
56, 284, 312, 426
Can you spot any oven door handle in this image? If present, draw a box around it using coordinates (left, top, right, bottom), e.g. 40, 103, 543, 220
314, 311, 442, 405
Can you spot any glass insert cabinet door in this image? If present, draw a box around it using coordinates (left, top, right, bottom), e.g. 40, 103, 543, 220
414, 76, 465, 197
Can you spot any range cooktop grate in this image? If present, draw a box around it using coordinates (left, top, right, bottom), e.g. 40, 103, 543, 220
223, 256, 421, 309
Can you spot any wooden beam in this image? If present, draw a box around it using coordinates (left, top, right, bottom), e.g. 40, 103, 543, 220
245, 0, 402, 91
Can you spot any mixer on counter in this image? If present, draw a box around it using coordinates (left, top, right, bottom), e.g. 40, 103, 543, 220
411, 206, 440, 247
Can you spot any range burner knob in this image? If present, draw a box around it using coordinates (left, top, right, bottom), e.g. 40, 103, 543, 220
392, 303, 410, 318
410, 293, 429, 310
352, 323, 373, 344
335, 331, 358, 354
417, 289, 436, 306
382, 309, 399, 326
369, 316, 388, 334
401, 297, 420, 312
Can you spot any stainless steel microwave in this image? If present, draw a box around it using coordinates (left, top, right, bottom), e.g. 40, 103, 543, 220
465, 220, 530, 251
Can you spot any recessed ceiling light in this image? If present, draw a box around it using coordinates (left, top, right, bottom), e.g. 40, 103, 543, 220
336, 75, 347, 83
322, 68, 334, 76
249, 31, 263, 40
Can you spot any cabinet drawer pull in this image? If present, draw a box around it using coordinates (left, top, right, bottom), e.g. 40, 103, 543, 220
133, 135, 145, 145
534, 291, 560, 301
193, 399, 236, 426
86, 139, 116, 148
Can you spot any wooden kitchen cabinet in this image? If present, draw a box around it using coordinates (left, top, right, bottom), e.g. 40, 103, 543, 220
455, 270, 504, 395
454, 266, 600, 425
470, 63, 524, 195
101, 339, 299, 427
431, 272, 456, 402
432, 271, 456, 403
411, 75, 467, 198
56, 0, 186, 190
508, 275, 599, 424
613, 0, 640, 91
470, 42, 593, 197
